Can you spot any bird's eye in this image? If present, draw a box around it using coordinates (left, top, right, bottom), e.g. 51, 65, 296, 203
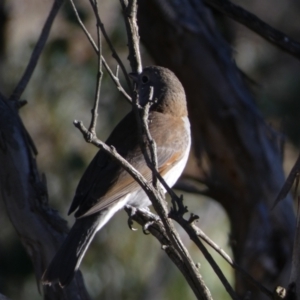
141, 75, 149, 83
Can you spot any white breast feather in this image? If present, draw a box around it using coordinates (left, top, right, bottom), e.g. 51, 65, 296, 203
162, 116, 191, 190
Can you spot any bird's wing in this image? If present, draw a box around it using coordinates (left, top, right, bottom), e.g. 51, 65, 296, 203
70, 112, 190, 218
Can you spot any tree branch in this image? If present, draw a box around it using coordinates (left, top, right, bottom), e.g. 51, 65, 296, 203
195, 226, 273, 298
9, 0, 64, 101
120, 0, 143, 74
69, 0, 132, 102
204, 0, 300, 60
87, 0, 103, 135
273, 152, 300, 208
89, 0, 132, 91
124, 206, 213, 300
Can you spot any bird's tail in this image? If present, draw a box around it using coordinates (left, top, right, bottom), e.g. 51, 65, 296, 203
42, 212, 104, 287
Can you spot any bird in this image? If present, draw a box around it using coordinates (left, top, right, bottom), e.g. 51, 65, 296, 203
42, 66, 191, 287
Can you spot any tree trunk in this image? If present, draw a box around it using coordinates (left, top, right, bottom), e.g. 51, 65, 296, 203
0, 96, 91, 299
137, 0, 295, 298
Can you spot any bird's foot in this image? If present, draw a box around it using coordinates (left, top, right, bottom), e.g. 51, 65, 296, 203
125, 205, 138, 231
124, 206, 160, 234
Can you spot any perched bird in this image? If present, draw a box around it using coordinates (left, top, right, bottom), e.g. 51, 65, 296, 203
42, 66, 191, 287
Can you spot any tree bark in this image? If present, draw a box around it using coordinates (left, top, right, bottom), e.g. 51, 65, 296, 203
0, 96, 91, 299
137, 0, 295, 298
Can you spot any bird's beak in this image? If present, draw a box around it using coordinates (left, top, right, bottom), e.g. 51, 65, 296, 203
129, 72, 139, 83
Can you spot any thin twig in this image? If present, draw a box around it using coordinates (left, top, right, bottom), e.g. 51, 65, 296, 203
194, 237, 240, 300
74, 120, 153, 193
167, 210, 239, 300
194, 225, 274, 298
204, 0, 300, 61
120, 0, 143, 73
141, 101, 159, 188
121, 0, 158, 185
9, 0, 63, 101
132, 99, 161, 190
89, 0, 132, 91
69, 0, 131, 102
119, 0, 159, 185
69, 0, 98, 52
88, 0, 103, 135
107, 62, 132, 102
168, 206, 273, 299
273, 152, 300, 208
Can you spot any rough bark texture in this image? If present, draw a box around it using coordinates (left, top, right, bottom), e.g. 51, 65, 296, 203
0, 96, 91, 299
137, 0, 295, 298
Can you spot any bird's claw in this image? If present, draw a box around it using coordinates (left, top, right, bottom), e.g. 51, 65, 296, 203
143, 221, 155, 235
125, 205, 138, 231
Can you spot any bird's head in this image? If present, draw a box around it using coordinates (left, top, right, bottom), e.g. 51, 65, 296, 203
130, 66, 187, 117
